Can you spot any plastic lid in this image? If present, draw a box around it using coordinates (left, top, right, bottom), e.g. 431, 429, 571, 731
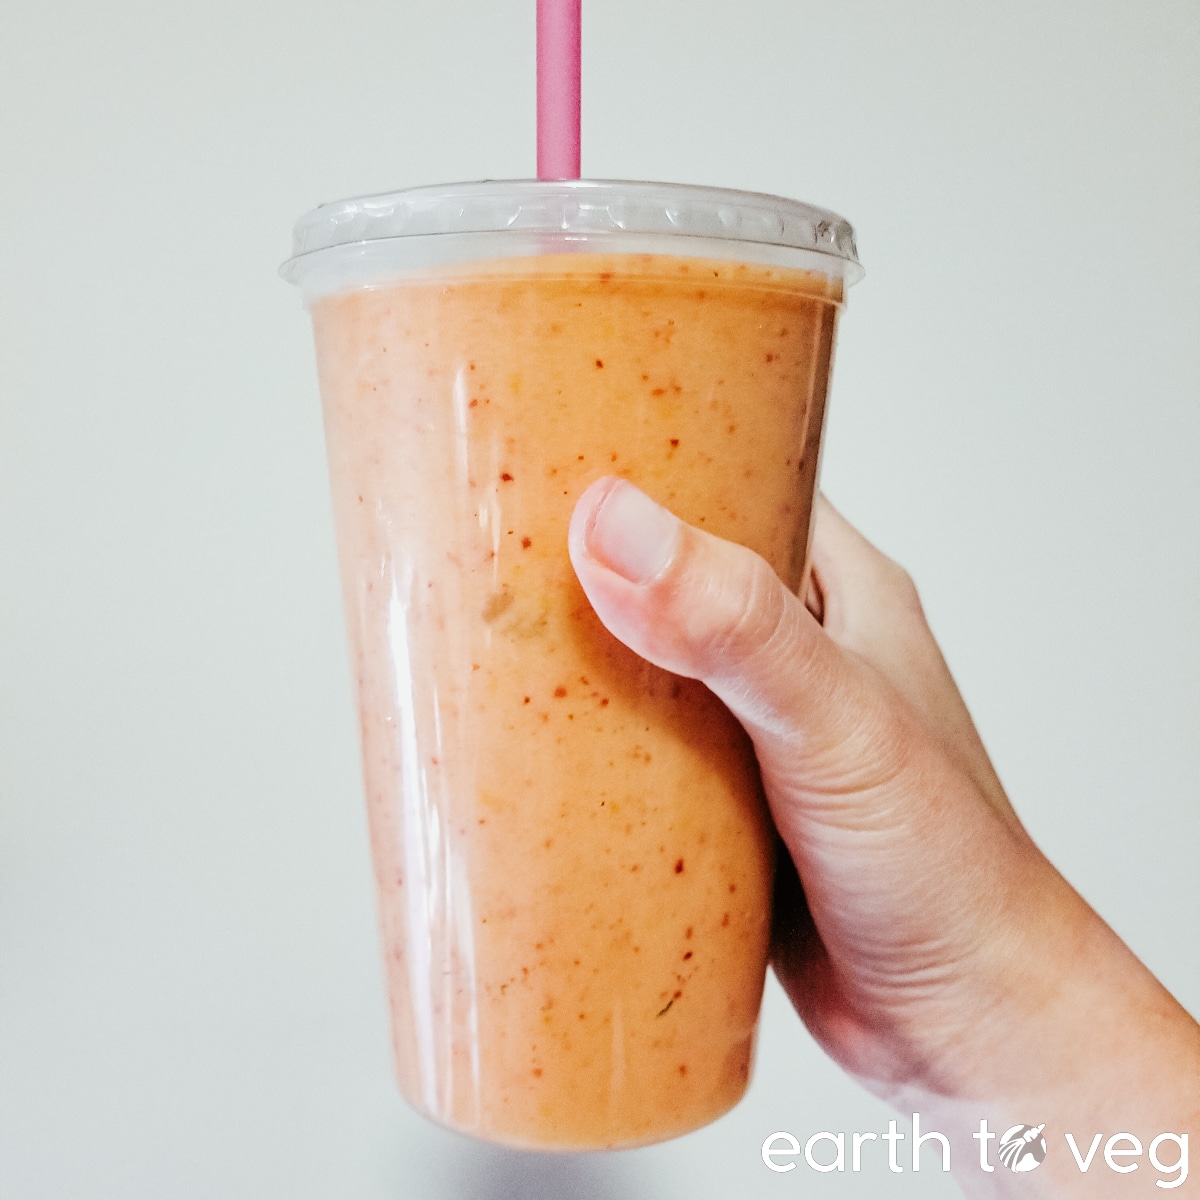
281, 179, 862, 287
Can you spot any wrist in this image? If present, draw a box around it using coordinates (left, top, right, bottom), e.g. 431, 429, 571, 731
888, 880, 1200, 1196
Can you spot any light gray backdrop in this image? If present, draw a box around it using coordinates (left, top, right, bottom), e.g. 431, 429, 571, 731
1, 0, 1196, 1196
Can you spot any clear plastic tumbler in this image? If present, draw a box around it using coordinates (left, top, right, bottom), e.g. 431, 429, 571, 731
282, 180, 861, 1148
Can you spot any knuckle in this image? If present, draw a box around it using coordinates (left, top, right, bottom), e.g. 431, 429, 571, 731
692, 549, 788, 671
878, 556, 924, 617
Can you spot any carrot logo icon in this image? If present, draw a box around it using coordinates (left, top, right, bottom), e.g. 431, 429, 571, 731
998, 1124, 1048, 1172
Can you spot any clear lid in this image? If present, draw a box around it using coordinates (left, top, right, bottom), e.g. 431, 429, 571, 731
281, 179, 862, 297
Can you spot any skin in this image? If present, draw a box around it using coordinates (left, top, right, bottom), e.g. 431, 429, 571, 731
568, 477, 1200, 1197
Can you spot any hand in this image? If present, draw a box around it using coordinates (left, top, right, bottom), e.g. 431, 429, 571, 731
569, 477, 1200, 1196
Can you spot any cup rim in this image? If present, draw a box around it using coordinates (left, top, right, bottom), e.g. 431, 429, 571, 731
281, 178, 863, 287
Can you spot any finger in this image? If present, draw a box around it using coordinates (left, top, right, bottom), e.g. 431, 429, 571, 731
567, 477, 911, 806
807, 494, 1020, 829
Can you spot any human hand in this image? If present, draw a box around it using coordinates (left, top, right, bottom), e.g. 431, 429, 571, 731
568, 477, 1200, 1196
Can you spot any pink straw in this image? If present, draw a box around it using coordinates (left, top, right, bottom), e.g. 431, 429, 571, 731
536, 0, 581, 179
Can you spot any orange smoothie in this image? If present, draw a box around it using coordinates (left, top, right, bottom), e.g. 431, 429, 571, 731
310, 252, 841, 1148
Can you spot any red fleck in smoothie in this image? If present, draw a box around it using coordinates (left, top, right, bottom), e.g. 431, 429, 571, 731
286, 181, 859, 1149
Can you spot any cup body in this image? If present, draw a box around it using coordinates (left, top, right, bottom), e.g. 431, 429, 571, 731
285, 181, 859, 1149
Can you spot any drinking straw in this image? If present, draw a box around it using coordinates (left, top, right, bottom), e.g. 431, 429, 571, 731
536, 0, 581, 179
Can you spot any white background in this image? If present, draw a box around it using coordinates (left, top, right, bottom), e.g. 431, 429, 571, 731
1, 1, 1197, 1195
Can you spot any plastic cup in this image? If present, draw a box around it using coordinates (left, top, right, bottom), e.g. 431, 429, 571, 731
282, 180, 861, 1149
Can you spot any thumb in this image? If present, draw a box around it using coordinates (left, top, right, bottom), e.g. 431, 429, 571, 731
567, 477, 911, 808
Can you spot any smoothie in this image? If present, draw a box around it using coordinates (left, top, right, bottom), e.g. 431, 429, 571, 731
310, 251, 842, 1149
